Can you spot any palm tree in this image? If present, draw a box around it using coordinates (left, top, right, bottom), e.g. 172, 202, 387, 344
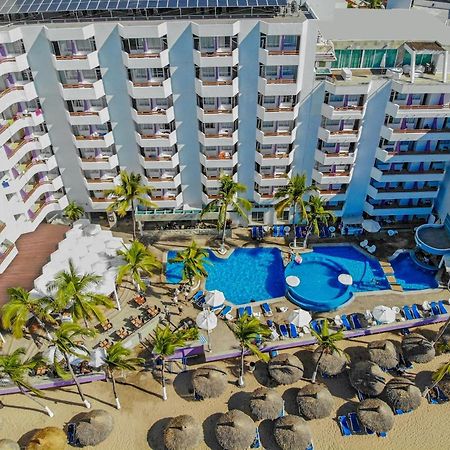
49, 322, 96, 408
116, 240, 161, 292
169, 241, 210, 286
106, 171, 156, 239
47, 260, 115, 326
102, 342, 144, 409
1, 287, 55, 339
310, 319, 345, 383
303, 195, 335, 248
423, 360, 450, 398
200, 174, 251, 253
63, 201, 85, 223
151, 325, 199, 400
230, 314, 271, 387
274, 174, 316, 248
0, 348, 54, 416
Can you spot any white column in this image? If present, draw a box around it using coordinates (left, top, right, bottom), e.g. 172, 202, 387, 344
443, 51, 448, 83
410, 50, 416, 84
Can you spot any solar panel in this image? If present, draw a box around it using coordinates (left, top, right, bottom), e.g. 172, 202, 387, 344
0, 0, 287, 14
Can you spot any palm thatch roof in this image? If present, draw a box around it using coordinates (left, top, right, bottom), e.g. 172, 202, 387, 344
268, 354, 304, 385
367, 340, 399, 370
26, 427, 67, 450
215, 410, 255, 450
0, 440, 20, 450
382, 377, 421, 412
437, 374, 450, 398
401, 333, 435, 364
74, 409, 114, 447
249, 387, 284, 420
297, 384, 334, 420
437, 325, 450, 345
191, 366, 227, 399
164, 415, 202, 450
348, 361, 386, 396
273, 415, 312, 450
357, 398, 395, 433
311, 349, 347, 376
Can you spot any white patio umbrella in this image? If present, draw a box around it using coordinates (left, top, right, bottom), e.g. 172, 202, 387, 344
97, 273, 120, 310
196, 310, 218, 352
288, 309, 312, 328
286, 275, 300, 287
362, 219, 381, 233
338, 273, 353, 286
372, 305, 396, 324
89, 347, 107, 369
42, 345, 64, 364
204, 290, 225, 308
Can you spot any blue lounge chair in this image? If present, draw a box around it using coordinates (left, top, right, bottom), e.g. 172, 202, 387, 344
251, 428, 261, 448
438, 300, 448, 315
289, 323, 299, 338
378, 432, 387, 438
338, 416, 352, 437
278, 226, 285, 237
261, 302, 273, 317
365, 427, 375, 435
272, 225, 279, 237
192, 290, 204, 303
436, 386, 449, 403
270, 349, 279, 358
279, 324, 289, 338
195, 297, 205, 308
295, 226, 301, 239
219, 305, 232, 319
67, 423, 78, 445
357, 390, 366, 401
257, 226, 264, 240
267, 319, 274, 328
305, 444, 314, 450
348, 412, 362, 433
238, 307, 245, 318
402, 305, 414, 321
351, 314, 362, 329
426, 388, 440, 404
340, 315, 352, 331
395, 409, 405, 415
245, 306, 253, 316
411, 304, 422, 319
309, 320, 321, 334
431, 302, 441, 316
278, 400, 285, 418
251, 226, 257, 239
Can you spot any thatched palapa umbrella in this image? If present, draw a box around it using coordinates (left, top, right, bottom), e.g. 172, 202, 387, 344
402, 333, 435, 364
297, 384, 334, 420
268, 354, 303, 385
192, 366, 227, 399
357, 398, 394, 433
0, 440, 20, 450
26, 427, 67, 450
164, 415, 202, 450
311, 349, 346, 376
249, 387, 284, 420
437, 325, 450, 345
215, 410, 255, 450
382, 377, 421, 412
348, 361, 386, 396
437, 374, 450, 398
273, 415, 312, 450
74, 409, 114, 447
367, 340, 399, 370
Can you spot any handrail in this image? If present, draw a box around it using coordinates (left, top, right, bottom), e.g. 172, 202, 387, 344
56, 54, 89, 60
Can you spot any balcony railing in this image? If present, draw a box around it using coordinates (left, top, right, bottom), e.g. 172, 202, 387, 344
80, 156, 113, 162
199, 79, 233, 86
267, 50, 299, 55
257, 193, 275, 198
203, 154, 233, 160
127, 52, 162, 59
203, 131, 234, 138
371, 202, 433, 209
131, 80, 165, 87
263, 106, 294, 112
259, 153, 289, 159
143, 155, 173, 161
75, 134, 107, 140
200, 50, 232, 57
0, 56, 22, 64
266, 78, 296, 84
139, 132, 170, 139
320, 171, 351, 177
376, 186, 439, 193
30, 200, 58, 221
21, 181, 52, 202
0, 85, 24, 98
381, 169, 445, 175
135, 109, 167, 115
148, 176, 175, 181
261, 130, 292, 136
398, 104, 449, 110
85, 177, 115, 183
5, 137, 40, 159
62, 83, 94, 89
55, 54, 89, 60
328, 105, 364, 111
384, 149, 450, 156
318, 188, 347, 195
261, 173, 288, 179
69, 110, 102, 117
91, 197, 115, 202
388, 127, 450, 134
0, 241, 14, 262
329, 129, 358, 135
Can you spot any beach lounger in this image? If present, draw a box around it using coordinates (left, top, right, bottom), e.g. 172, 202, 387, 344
309, 320, 321, 334
350, 314, 362, 329
411, 304, 422, 319
438, 300, 448, 315
295, 226, 302, 239
402, 305, 414, 321
251, 428, 261, 449
340, 315, 353, 331
437, 386, 448, 403
192, 291, 204, 303
67, 423, 78, 445
367, 244, 376, 254
426, 388, 440, 405
366, 427, 375, 435
359, 239, 368, 248
267, 320, 275, 329
196, 298, 206, 308
357, 390, 366, 402
219, 305, 232, 319
279, 324, 289, 339
261, 302, 273, 317
431, 302, 441, 316
305, 444, 314, 450
378, 431, 387, 438
338, 416, 352, 437
348, 412, 362, 434
272, 225, 279, 237
289, 323, 299, 338
270, 350, 279, 358
278, 226, 285, 237
245, 306, 253, 316
238, 307, 245, 318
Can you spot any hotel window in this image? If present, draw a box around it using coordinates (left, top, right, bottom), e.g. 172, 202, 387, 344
252, 211, 264, 222
201, 67, 215, 78
218, 67, 231, 78
133, 68, 147, 80
267, 35, 280, 49
282, 35, 297, 49
217, 36, 231, 49
151, 68, 164, 79
265, 66, 277, 78
200, 37, 215, 51
281, 66, 296, 78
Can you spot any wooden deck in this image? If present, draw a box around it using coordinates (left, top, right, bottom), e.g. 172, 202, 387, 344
0, 223, 68, 305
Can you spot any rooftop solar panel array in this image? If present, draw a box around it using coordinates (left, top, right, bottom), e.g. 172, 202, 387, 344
0, 0, 286, 14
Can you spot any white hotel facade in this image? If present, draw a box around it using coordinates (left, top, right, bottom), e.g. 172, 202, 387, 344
0, 0, 449, 272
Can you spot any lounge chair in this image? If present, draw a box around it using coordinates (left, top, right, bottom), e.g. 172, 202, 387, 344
411, 304, 422, 319
279, 324, 289, 339
366, 244, 376, 254
431, 302, 441, 316
359, 239, 368, 248
272, 225, 279, 237
267, 319, 275, 329
192, 291, 204, 303
402, 305, 414, 321
219, 305, 232, 319
251, 227, 257, 239
196, 298, 206, 308
257, 226, 264, 240
278, 226, 285, 237
437, 386, 449, 403
340, 314, 353, 331
338, 416, 352, 437
348, 412, 362, 434
289, 323, 299, 338
366, 427, 375, 435
270, 350, 279, 358
357, 390, 366, 401
238, 307, 245, 318
250, 427, 261, 449
67, 423, 78, 446
438, 300, 448, 315
245, 306, 253, 316
378, 432, 387, 438
350, 314, 362, 329
387, 229, 398, 237
309, 320, 321, 334
261, 303, 273, 317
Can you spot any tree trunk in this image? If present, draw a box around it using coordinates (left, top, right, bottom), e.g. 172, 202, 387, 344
238, 347, 245, 387
220, 217, 227, 252
292, 204, 297, 248
32, 313, 52, 341
18, 385, 54, 417
161, 359, 168, 400
65, 353, 91, 408
433, 315, 450, 346
109, 368, 121, 409
303, 225, 313, 249
311, 348, 325, 383
131, 206, 136, 240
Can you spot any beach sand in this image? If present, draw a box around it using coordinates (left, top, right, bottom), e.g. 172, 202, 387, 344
2, 323, 450, 450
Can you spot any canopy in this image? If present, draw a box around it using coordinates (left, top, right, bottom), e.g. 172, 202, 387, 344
249, 387, 284, 420
191, 366, 227, 399
204, 290, 225, 308
196, 310, 218, 331
215, 410, 255, 450
372, 305, 396, 324
362, 219, 381, 233
288, 309, 312, 328
338, 273, 353, 286
89, 348, 107, 368
286, 275, 300, 287
268, 353, 304, 385
164, 415, 202, 450
297, 384, 334, 420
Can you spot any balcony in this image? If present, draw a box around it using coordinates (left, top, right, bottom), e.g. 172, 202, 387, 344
139, 152, 179, 169
255, 152, 290, 166
52, 51, 99, 70
364, 201, 433, 216
318, 127, 359, 143
0, 221, 5, 233
89, 196, 116, 210
0, 240, 18, 274
21, 178, 62, 208
259, 48, 300, 65
201, 192, 221, 204
127, 79, 172, 98
385, 102, 450, 119
256, 104, 297, 121
73, 131, 114, 148
321, 103, 364, 120
60, 80, 105, 100
366, 184, 439, 200
375, 147, 450, 163
197, 106, 238, 123
253, 191, 276, 204
198, 129, 237, 146
67, 107, 110, 125
84, 175, 119, 190
193, 48, 238, 67
79, 154, 119, 170
28, 197, 68, 224
325, 74, 371, 96
316, 188, 348, 201
370, 166, 446, 182
122, 50, 169, 68
315, 149, 356, 165
312, 168, 352, 184
146, 173, 180, 189
254, 172, 289, 187
380, 125, 450, 141
0, 54, 29, 77
256, 129, 294, 145
132, 106, 174, 124
136, 130, 177, 147
0, 110, 45, 148
258, 77, 299, 96
194, 77, 238, 97
199, 152, 235, 169
15, 156, 58, 186
3, 133, 52, 168
0, 82, 37, 113
151, 194, 183, 209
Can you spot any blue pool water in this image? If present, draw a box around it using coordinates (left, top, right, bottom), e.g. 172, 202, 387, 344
390, 252, 438, 291
285, 245, 390, 312
166, 247, 285, 304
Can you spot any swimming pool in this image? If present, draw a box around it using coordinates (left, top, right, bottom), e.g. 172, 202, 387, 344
390, 252, 438, 291
285, 245, 390, 312
166, 247, 285, 304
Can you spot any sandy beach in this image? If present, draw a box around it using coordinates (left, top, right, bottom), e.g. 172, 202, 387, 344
2, 322, 450, 450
